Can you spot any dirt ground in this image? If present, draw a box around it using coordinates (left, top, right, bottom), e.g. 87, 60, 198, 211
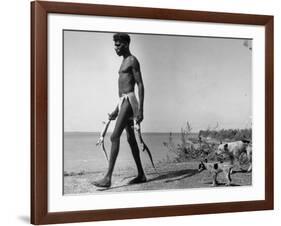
64, 161, 252, 194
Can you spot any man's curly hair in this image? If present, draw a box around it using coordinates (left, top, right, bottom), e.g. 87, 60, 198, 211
113, 33, 130, 44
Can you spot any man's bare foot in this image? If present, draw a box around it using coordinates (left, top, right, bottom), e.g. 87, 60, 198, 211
92, 177, 111, 188
128, 175, 147, 185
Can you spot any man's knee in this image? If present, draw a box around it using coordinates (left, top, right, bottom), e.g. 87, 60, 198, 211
126, 133, 136, 145
110, 132, 120, 142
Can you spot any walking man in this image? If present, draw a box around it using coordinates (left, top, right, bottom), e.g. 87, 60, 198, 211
93, 33, 146, 188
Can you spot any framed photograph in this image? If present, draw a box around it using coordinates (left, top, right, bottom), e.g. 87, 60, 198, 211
31, 1, 274, 224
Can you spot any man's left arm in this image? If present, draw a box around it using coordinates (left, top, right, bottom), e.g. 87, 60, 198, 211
132, 57, 144, 123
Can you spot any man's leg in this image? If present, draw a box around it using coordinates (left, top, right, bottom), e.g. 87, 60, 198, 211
93, 99, 132, 188
125, 125, 146, 184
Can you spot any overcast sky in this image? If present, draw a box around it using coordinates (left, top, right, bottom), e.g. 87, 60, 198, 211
64, 30, 252, 133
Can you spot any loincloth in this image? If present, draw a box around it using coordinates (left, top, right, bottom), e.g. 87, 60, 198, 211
118, 92, 139, 122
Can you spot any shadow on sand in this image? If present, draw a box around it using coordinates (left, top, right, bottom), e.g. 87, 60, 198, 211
231, 169, 251, 174
97, 169, 199, 191
149, 169, 199, 183
204, 181, 241, 186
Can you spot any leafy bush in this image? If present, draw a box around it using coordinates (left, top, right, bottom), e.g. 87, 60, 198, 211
163, 122, 252, 163
163, 122, 207, 162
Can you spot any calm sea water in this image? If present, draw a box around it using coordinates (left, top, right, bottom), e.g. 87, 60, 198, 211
64, 132, 186, 173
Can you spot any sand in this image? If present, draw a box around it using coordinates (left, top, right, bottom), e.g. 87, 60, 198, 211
64, 161, 252, 195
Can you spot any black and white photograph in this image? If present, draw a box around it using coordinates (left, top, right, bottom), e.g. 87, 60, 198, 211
63, 30, 253, 194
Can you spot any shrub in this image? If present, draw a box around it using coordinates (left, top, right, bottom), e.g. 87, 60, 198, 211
164, 122, 252, 163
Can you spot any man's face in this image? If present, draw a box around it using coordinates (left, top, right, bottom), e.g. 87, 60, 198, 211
114, 40, 127, 56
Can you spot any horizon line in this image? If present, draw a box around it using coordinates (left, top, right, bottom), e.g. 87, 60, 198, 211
64, 127, 252, 134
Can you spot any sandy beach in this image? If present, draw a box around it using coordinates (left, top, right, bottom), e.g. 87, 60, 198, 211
64, 161, 252, 194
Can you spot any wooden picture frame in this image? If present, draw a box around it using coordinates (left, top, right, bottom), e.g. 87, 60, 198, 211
31, 1, 274, 224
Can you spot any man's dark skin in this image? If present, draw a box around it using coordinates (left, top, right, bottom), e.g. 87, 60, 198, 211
93, 33, 146, 188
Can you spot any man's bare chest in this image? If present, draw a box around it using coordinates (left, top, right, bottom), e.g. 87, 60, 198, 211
118, 60, 132, 74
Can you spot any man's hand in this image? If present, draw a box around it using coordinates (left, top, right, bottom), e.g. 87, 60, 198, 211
108, 111, 118, 120
136, 110, 144, 124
